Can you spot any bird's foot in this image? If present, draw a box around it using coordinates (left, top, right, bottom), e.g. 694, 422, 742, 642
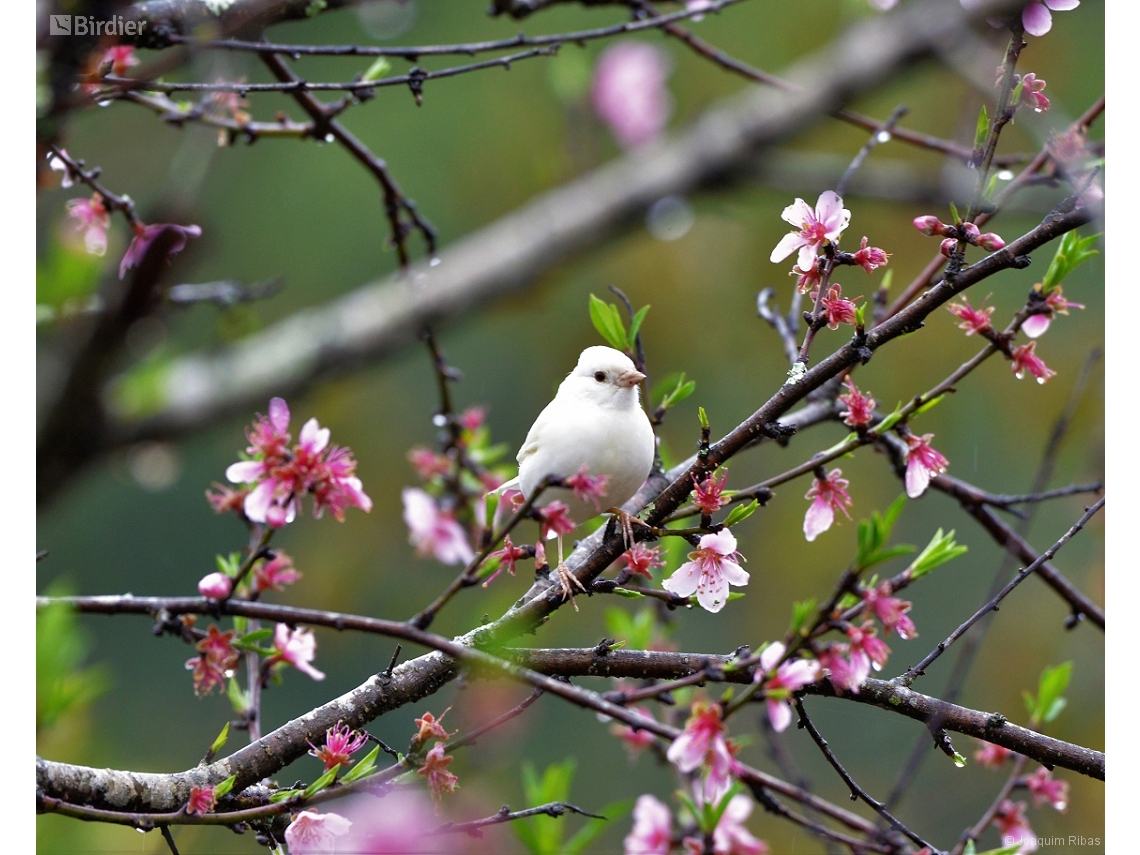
606, 508, 647, 551
555, 561, 586, 612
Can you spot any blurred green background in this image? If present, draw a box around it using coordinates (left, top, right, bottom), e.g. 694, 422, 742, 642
37, 0, 1104, 852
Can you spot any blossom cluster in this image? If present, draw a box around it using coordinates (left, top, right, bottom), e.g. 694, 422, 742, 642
215, 397, 372, 528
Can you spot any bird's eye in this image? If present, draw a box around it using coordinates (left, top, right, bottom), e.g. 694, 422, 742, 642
593, 371, 606, 382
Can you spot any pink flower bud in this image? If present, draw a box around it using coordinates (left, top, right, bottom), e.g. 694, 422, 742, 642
977, 232, 1005, 251
912, 215, 946, 236
939, 238, 957, 258
266, 504, 289, 528
960, 222, 981, 241
198, 572, 233, 600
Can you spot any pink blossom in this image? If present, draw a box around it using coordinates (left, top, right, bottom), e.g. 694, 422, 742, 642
624, 794, 673, 855
407, 447, 451, 480
913, 215, 949, 236
817, 644, 867, 694
693, 470, 729, 515
1017, 72, 1050, 112
197, 572, 232, 600
771, 191, 851, 271
792, 259, 822, 294
592, 41, 673, 149
338, 790, 435, 853
458, 406, 485, 433
618, 542, 665, 579
284, 809, 353, 855
974, 740, 1014, 767
992, 800, 1037, 854
1026, 767, 1069, 811
611, 706, 658, 759
862, 581, 917, 639
1021, 0, 1079, 37
538, 500, 577, 540
565, 464, 610, 511
119, 222, 202, 279
803, 469, 852, 542
417, 743, 459, 809
414, 709, 455, 746
667, 702, 736, 801
309, 721, 369, 770
185, 785, 216, 816
252, 551, 302, 594
947, 296, 995, 337
270, 623, 325, 681
65, 194, 110, 256
939, 238, 958, 258
185, 625, 239, 696
484, 535, 529, 587
757, 642, 821, 733
226, 399, 370, 526
904, 433, 948, 498
103, 45, 139, 76
1011, 342, 1056, 384
712, 794, 769, 855
661, 529, 749, 613
852, 236, 890, 273
1023, 286, 1084, 338
402, 487, 475, 565
846, 621, 891, 672
838, 377, 876, 428
817, 283, 860, 329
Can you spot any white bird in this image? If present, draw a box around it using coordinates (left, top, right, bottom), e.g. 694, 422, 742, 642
499, 346, 655, 608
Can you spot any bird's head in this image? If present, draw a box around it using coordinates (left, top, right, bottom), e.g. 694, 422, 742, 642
561, 346, 646, 408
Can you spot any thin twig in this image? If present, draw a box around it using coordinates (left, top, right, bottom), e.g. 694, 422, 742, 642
793, 699, 942, 854
429, 801, 604, 836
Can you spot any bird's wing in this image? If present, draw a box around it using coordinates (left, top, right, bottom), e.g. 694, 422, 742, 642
515, 398, 562, 467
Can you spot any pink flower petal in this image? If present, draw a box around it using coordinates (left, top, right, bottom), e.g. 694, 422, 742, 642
780, 198, 814, 229
226, 460, 264, 484
299, 418, 330, 454
662, 561, 701, 598
1022, 0, 1052, 35
803, 495, 834, 542
268, 397, 290, 433
696, 573, 731, 613
905, 457, 931, 498
770, 231, 808, 263
244, 479, 277, 523
767, 698, 792, 733
1021, 314, 1051, 338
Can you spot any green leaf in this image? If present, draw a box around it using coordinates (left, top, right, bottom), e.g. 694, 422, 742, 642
1022, 690, 1037, 718
908, 529, 968, 579
305, 0, 327, 16
655, 373, 696, 411
340, 745, 381, 783
589, 294, 628, 350
914, 394, 945, 417
1043, 697, 1068, 724
517, 760, 578, 855
215, 552, 242, 576
565, 799, 632, 855
726, 592, 746, 602
1031, 661, 1072, 725
209, 722, 230, 756
820, 431, 859, 457
701, 783, 744, 833
627, 305, 650, 350
1010, 78, 1025, 106
984, 172, 1001, 201
1041, 230, 1100, 290
304, 765, 339, 798
854, 495, 912, 571
789, 599, 817, 636
214, 774, 237, 798
879, 269, 893, 291
722, 500, 759, 528
612, 587, 646, 599
226, 677, 251, 716
976, 844, 1025, 855
361, 57, 391, 82
873, 402, 906, 435
974, 104, 990, 151
697, 406, 709, 431
949, 201, 961, 224
269, 788, 301, 803
854, 303, 866, 328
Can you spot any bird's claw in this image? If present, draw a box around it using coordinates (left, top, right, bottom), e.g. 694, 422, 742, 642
606, 508, 646, 551
555, 561, 586, 612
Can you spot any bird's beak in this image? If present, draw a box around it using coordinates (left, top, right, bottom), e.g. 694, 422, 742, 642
615, 369, 646, 388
